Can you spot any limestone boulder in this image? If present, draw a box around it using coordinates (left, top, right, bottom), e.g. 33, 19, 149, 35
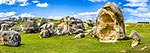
22, 18, 39, 33
128, 30, 140, 47
40, 22, 55, 34
94, 2, 126, 42
0, 30, 21, 47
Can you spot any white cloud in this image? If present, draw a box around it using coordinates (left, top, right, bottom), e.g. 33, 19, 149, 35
0, 0, 16, 5
124, 0, 149, 7
47, 16, 62, 19
32, 0, 39, 3
77, 12, 97, 15
17, 0, 28, 3
6, 0, 16, 5
71, 12, 74, 14
123, 0, 150, 22
0, 0, 28, 6
118, 2, 122, 5
0, 11, 16, 17
36, 2, 48, 7
123, 7, 150, 20
20, 2, 29, 6
125, 16, 150, 23
88, 0, 107, 2
18, 13, 35, 17
123, 7, 150, 22
71, 8, 101, 21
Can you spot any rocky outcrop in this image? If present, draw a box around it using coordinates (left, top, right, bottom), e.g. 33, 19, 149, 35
94, 2, 126, 42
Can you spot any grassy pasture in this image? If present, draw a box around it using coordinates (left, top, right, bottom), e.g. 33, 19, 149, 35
0, 19, 150, 53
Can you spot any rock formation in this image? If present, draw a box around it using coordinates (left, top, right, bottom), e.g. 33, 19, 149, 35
128, 30, 140, 47
22, 18, 39, 33
94, 2, 126, 42
0, 30, 21, 47
39, 22, 54, 38
40, 26, 51, 38
57, 16, 84, 35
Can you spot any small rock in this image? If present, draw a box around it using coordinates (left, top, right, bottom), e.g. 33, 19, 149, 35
129, 30, 140, 47
72, 33, 85, 39
120, 50, 126, 53
141, 46, 147, 51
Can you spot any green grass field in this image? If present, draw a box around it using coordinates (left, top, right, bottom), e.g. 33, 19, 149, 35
0, 20, 150, 53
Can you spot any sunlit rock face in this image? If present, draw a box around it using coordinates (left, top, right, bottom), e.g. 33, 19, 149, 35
95, 2, 126, 42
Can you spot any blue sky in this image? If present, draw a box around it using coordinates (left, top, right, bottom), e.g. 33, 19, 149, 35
0, 0, 150, 22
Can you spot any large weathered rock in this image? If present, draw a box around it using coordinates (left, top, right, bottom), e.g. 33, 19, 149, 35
22, 18, 39, 33
128, 30, 140, 47
94, 2, 126, 42
0, 30, 21, 47
40, 22, 55, 34
57, 16, 84, 35
39, 22, 55, 38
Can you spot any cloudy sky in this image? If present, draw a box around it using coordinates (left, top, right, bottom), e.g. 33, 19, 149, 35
0, 0, 150, 22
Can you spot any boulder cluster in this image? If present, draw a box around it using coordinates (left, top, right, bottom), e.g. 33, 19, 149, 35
39, 16, 85, 38
57, 16, 84, 35
0, 2, 141, 48
0, 17, 22, 46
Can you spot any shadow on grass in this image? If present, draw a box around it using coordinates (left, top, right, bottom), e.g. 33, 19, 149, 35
0, 43, 25, 47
